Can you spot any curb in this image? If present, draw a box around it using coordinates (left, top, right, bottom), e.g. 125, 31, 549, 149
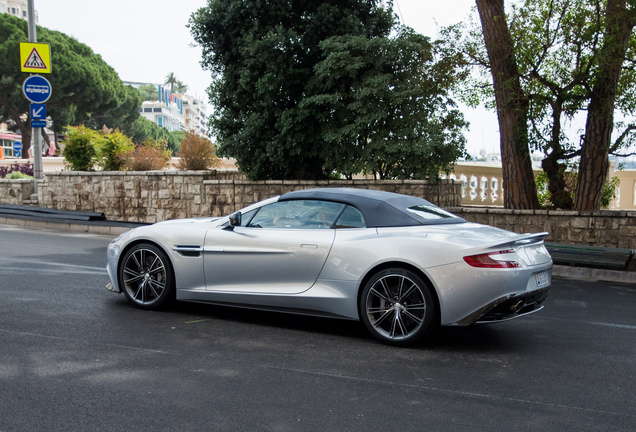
2, 216, 635, 284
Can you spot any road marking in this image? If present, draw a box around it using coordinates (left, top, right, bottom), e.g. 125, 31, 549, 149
0, 257, 107, 275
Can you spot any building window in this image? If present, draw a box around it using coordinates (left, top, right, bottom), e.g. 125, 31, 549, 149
153, 108, 162, 113
157, 117, 163, 127
1, 140, 15, 157
23, 11, 27, 17
12, 7, 16, 14
143, 108, 152, 113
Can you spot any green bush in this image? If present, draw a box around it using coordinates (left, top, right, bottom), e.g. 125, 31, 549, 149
6, 171, 33, 179
96, 129, 135, 171
62, 125, 101, 171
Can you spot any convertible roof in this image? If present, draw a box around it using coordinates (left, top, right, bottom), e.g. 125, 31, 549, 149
278, 188, 465, 228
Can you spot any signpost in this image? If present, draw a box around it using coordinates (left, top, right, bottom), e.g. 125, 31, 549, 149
22, 0, 51, 195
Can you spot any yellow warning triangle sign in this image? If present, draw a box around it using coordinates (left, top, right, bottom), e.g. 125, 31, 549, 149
19, 42, 52, 73
24, 48, 46, 69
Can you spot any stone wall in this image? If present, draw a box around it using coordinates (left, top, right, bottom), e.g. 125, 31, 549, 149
0, 179, 34, 205
204, 179, 463, 217
4, 171, 636, 251
38, 171, 246, 223
448, 207, 636, 250
35, 172, 462, 223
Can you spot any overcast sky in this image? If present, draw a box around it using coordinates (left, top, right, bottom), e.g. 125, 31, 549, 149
35, 0, 500, 156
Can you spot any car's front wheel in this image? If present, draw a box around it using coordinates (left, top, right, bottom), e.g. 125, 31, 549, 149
360, 268, 436, 346
119, 243, 175, 310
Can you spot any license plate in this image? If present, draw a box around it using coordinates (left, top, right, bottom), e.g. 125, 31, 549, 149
535, 271, 549, 288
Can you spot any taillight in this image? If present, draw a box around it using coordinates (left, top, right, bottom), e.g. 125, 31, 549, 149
463, 250, 521, 268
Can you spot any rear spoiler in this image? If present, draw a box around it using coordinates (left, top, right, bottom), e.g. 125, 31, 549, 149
478, 232, 549, 252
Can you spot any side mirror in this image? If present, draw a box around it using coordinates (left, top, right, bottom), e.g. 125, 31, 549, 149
225, 211, 242, 230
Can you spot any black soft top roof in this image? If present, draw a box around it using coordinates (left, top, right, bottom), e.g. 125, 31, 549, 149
279, 188, 465, 228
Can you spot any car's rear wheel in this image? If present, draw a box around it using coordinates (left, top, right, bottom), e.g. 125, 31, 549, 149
119, 243, 175, 310
360, 268, 436, 346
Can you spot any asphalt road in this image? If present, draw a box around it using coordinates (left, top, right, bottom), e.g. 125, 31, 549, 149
0, 224, 635, 432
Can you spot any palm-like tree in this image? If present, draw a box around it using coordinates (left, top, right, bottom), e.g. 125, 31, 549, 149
164, 72, 177, 92
174, 80, 188, 94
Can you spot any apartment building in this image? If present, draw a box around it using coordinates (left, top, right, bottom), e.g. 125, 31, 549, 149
1, 0, 38, 22
129, 82, 209, 137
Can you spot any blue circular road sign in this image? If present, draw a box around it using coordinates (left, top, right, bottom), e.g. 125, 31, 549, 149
13, 142, 22, 158
22, 75, 52, 103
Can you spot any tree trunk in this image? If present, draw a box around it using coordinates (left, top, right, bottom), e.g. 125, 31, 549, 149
575, 0, 634, 210
542, 100, 574, 209
476, 0, 539, 209
0, 90, 32, 159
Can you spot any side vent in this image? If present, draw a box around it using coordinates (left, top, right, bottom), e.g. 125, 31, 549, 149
172, 245, 203, 257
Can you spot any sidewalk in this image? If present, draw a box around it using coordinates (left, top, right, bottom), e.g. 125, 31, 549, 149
1, 213, 635, 284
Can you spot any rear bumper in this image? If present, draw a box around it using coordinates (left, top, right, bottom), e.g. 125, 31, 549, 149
455, 286, 551, 325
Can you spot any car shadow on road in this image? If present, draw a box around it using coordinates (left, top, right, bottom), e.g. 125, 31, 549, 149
109, 298, 526, 353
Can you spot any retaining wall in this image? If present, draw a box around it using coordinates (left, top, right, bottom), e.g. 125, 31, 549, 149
0, 179, 34, 205
448, 207, 636, 250
2, 172, 636, 250
31, 171, 462, 223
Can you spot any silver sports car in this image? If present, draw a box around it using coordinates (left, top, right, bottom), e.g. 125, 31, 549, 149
106, 188, 552, 346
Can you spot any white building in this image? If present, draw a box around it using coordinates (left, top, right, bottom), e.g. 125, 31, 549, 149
180, 94, 208, 137
140, 100, 184, 133
1, 0, 38, 22
129, 82, 209, 137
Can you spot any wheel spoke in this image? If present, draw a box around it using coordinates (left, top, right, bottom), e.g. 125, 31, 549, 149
124, 272, 143, 284
147, 280, 163, 298
379, 278, 394, 302
371, 308, 394, 328
399, 283, 418, 302
132, 280, 145, 301
397, 276, 405, 300
131, 251, 143, 270
369, 287, 392, 303
393, 313, 408, 337
402, 309, 424, 324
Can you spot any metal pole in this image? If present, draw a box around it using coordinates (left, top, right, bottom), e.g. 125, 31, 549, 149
27, 0, 42, 194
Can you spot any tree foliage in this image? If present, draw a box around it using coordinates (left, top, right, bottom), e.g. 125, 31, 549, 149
307, 28, 468, 179
124, 116, 183, 154
0, 14, 141, 157
443, 0, 636, 210
138, 83, 159, 101
190, 0, 405, 180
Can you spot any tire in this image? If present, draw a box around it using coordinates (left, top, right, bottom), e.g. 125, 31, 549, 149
359, 268, 436, 346
119, 243, 175, 310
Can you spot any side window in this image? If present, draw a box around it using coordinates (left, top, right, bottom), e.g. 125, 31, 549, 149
334, 206, 366, 229
246, 200, 346, 229
239, 208, 258, 227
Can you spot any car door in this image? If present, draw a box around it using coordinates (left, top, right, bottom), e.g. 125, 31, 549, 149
203, 200, 344, 294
